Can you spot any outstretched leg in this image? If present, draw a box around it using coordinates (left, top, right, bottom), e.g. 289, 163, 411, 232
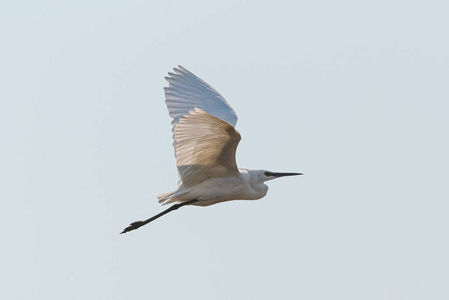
120, 199, 198, 234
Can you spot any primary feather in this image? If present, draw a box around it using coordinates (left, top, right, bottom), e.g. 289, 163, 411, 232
164, 66, 238, 127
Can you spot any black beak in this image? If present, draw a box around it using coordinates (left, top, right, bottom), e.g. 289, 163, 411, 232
270, 172, 303, 177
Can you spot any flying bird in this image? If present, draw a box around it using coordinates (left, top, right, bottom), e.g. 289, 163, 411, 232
121, 66, 302, 234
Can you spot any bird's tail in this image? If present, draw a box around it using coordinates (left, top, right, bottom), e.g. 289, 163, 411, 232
157, 189, 189, 205
157, 191, 175, 203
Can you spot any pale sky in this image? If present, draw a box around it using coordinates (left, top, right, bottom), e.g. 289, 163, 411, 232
1, 1, 449, 299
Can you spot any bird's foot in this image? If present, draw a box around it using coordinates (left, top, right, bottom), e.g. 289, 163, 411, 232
120, 220, 145, 234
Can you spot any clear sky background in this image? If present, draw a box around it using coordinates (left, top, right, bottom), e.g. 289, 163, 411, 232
1, 1, 448, 299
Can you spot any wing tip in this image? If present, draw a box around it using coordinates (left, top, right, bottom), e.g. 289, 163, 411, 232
166, 66, 189, 81
173, 65, 186, 74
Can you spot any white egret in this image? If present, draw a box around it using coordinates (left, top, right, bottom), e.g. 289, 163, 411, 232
121, 66, 302, 234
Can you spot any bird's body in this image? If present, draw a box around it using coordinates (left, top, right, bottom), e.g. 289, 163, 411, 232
159, 169, 269, 207
121, 66, 302, 234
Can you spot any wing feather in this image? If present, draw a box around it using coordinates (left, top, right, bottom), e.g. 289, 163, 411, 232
173, 108, 241, 187
164, 66, 238, 127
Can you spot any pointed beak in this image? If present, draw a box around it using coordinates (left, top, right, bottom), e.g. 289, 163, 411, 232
270, 172, 303, 178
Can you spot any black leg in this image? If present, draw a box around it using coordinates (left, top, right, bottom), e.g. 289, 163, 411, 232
120, 199, 198, 234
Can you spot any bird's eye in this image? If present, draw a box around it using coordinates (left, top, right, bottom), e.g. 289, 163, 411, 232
264, 172, 271, 176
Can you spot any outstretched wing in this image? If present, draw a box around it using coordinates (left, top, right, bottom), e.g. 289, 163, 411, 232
173, 108, 241, 187
164, 66, 238, 127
